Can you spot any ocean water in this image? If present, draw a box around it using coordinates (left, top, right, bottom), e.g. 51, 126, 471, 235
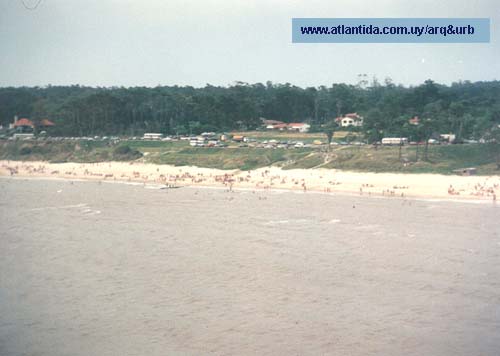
1, 178, 499, 356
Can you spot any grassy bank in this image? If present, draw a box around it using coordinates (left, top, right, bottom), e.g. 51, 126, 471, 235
230, 130, 358, 143
1, 139, 498, 175
0, 139, 142, 163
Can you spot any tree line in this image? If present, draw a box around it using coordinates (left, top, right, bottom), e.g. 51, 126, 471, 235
1, 79, 500, 141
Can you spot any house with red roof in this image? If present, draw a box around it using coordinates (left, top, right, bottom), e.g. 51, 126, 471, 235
337, 113, 364, 127
274, 123, 289, 131
287, 123, 310, 133
11, 117, 35, 133
8, 116, 56, 134
262, 119, 285, 126
13, 118, 34, 128
409, 116, 420, 125
262, 119, 286, 130
40, 119, 55, 127
38, 119, 55, 133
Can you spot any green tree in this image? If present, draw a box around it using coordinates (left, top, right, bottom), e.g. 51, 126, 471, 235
1, 80, 500, 140
485, 125, 500, 169
322, 119, 337, 151
420, 118, 436, 161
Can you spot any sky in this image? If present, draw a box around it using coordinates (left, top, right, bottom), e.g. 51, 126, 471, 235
0, 0, 499, 88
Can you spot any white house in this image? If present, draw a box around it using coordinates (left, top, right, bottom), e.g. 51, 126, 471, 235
339, 113, 364, 127
440, 134, 456, 143
287, 123, 311, 133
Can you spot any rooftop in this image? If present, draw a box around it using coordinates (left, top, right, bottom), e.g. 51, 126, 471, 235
13, 118, 34, 127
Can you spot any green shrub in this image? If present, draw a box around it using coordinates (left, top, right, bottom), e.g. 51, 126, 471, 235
20, 146, 32, 155
113, 145, 132, 155
112, 145, 142, 160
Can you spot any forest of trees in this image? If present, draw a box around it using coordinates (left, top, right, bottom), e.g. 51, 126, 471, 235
1, 79, 500, 142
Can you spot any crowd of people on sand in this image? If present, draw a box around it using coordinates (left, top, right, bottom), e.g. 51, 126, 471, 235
1, 161, 500, 201
447, 182, 498, 201
469, 182, 498, 201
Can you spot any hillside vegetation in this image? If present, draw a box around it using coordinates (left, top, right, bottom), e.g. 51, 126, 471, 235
2, 139, 498, 175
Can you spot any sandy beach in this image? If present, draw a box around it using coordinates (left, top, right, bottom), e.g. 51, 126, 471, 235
1, 160, 499, 201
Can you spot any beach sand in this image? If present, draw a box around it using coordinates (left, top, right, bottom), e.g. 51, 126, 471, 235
1, 160, 499, 201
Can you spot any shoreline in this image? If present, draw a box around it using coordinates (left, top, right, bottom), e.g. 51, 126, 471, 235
1, 159, 499, 203
2, 175, 497, 206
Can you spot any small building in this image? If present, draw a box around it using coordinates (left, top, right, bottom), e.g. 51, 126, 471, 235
143, 133, 163, 140
338, 113, 364, 127
382, 137, 408, 145
37, 119, 56, 135
265, 122, 310, 132
271, 123, 289, 131
440, 134, 456, 143
262, 119, 285, 127
409, 116, 420, 125
12, 118, 35, 133
287, 123, 311, 133
39, 119, 55, 129
453, 167, 477, 176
